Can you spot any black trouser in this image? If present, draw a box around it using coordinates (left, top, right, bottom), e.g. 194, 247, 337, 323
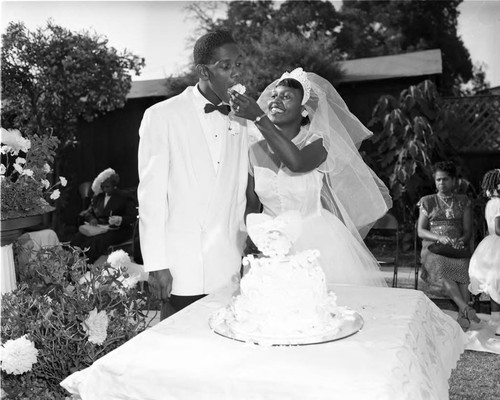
169, 294, 206, 311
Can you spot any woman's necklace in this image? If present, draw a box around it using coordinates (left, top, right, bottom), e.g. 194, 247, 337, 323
437, 193, 455, 218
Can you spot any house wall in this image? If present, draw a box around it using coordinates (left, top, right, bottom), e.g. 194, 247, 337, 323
337, 75, 440, 126
61, 97, 165, 230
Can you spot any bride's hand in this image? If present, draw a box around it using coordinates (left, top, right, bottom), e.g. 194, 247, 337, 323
229, 91, 264, 121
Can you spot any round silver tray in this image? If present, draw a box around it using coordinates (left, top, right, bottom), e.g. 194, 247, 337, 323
209, 308, 364, 346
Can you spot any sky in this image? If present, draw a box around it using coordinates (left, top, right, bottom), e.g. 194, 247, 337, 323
1, 0, 499, 87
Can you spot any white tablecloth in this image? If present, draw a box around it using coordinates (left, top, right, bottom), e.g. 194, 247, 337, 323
61, 285, 466, 400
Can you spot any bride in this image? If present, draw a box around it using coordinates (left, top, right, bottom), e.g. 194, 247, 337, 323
230, 68, 392, 287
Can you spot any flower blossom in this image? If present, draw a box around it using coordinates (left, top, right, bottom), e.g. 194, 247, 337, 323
107, 250, 130, 270
50, 189, 60, 200
82, 308, 109, 345
21, 168, 34, 177
60, 176, 68, 187
114, 274, 141, 295
15, 157, 26, 165
0, 128, 31, 155
0, 335, 38, 375
13, 164, 23, 174
43, 163, 51, 173
0, 164, 5, 175
41, 179, 50, 189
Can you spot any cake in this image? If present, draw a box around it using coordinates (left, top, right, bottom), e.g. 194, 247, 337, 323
210, 212, 361, 345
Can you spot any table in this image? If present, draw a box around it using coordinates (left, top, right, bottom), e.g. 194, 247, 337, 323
61, 285, 466, 400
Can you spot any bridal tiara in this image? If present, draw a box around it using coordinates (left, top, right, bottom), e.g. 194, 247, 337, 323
277, 67, 311, 105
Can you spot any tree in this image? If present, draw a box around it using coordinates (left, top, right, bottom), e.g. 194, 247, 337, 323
337, 0, 475, 95
1, 21, 145, 145
184, 1, 344, 96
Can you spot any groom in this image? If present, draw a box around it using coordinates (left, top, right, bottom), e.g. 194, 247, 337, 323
137, 30, 249, 315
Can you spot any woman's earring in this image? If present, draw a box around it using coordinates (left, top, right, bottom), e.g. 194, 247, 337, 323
301, 109, 308, 118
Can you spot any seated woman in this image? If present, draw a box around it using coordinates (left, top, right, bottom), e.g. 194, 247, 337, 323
417, 161, 479, 329
71, 168, 137, 264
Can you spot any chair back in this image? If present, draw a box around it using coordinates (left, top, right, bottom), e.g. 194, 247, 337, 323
79, 181, 92, 210
369, 213, 400, 287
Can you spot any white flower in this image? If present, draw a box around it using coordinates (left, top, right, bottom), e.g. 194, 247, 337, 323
107, 250, 130, 270
114, 274, 141, 295
82, 308, 108, 345
60, 176, 68, 187
0, 164, 5, 175
21, 168, 34, 177
15, 157, 26, 165
0, 128, 31, 155
41, 179, 50, 189
78, 271, 93, 285
13, 164, 23, 174
0, 335, 38, 375
43, 163, 51, 173
50, 189, 60, 200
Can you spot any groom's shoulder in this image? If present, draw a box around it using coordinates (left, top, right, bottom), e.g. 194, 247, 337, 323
146, 86, 194, 113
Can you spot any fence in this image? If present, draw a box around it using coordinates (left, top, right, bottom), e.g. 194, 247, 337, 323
442, 95, 500, 153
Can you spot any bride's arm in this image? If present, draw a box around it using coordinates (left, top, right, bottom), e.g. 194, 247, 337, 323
245, 174, 261, 219
231, 91, 326, 173
254, 116, 327, 173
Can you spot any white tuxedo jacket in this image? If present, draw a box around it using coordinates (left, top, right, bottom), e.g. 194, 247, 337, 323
138, 86, 249, 295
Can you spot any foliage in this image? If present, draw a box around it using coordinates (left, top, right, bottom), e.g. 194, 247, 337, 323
367, 80, 463, 226
185, 0, 482, 96
1, 128, 66, 220
179, 1, 344, 97
244, 30, 343, 97
459, 63, 490, 96
1, 21, 145, 145
337, 0, 474, 96
1, 246, 155, 399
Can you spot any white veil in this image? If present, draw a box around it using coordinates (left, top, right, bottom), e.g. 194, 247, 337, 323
254, 72, 392, 240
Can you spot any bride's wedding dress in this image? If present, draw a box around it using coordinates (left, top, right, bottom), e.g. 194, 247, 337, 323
250, 140, 387, 287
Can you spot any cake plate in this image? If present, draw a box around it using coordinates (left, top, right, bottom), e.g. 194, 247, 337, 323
209, 308, 364, 346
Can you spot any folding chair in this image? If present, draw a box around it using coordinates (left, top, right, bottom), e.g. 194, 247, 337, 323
370, 213, 400, 287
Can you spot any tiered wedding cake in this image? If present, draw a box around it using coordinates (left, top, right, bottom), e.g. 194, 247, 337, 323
210, 212, 361, 345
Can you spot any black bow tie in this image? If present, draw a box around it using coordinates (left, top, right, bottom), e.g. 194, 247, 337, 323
204, 103, 231, 116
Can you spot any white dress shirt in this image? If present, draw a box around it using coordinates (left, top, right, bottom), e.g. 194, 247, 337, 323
192, 84, 230, 173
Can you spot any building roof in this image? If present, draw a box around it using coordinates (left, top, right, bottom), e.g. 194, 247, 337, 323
337, 49, 442, 83
127, 79, 169, 99
478, 86, 500, 95
127, 49, 443, 98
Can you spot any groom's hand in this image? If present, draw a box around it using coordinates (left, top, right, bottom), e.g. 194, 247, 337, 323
149, 269, 173, 301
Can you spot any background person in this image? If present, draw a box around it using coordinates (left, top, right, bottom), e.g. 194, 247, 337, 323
469, 169, 500, 335
417, 160, 478, 329
71, 168, 136, 264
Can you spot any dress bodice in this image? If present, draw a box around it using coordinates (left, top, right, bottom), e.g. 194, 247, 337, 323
253, 166, 323, 218
418, 194, 471, 240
